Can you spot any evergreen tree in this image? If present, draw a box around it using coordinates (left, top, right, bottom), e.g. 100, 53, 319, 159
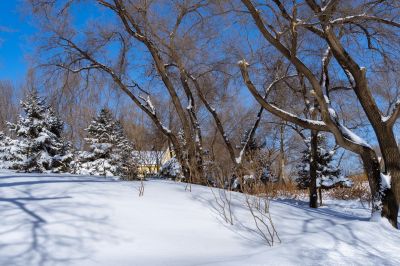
0, 132, 22, 169
296, 133, 352, 189
260, 164, 276, 183
74, 108, 138, 179
159, 157, 184, 180
113, 120, 138, 178
240, 129, 266, 158
7, 90, 72, 173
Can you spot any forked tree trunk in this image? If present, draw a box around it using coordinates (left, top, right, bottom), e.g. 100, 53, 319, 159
309, 129, 318, 208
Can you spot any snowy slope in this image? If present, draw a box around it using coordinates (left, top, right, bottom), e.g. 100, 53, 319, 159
0, 170, 399, 266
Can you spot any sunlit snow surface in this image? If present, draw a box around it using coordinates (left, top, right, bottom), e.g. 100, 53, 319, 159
0, 170, 399, 266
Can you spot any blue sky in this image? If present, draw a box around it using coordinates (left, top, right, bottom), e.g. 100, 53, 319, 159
0, 1, 36, 84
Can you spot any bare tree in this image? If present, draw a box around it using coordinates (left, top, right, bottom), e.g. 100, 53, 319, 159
29, 0, 208, 182
29, 0, 271, 184
237, 0, 400, 227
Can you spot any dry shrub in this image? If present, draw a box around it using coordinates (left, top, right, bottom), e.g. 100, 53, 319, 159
209, 186, 234, 225
326, 173, 371, 203
244, 194, 280, 246
205, 167, 235, 225
241, 173, 371, 205
263, 181, 306, 199
243, 180, 306, 199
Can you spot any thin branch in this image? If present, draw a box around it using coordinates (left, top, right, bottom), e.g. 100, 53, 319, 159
238, 59, 328, 132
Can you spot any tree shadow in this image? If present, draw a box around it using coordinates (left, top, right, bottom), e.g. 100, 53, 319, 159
188, 189, 278, 247
189, 189, 400, 265
0, 174, 115, 188
189, 187, 373, 245
274, 198, 370, 221
0, 175, 119, 266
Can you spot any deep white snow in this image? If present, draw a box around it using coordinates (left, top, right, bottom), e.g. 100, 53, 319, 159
0, 170, 399, 266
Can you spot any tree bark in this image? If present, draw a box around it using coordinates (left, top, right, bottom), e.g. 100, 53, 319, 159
377, 129, 400, 228
278, 124, 286, 184
318, 187, 323, 206
309, 129, 318, 208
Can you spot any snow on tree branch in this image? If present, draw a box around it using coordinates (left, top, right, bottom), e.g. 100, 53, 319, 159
56, 63, 101, 73
237, 59, 250, 68
330, 14, 400, 28
139, 95, 156, 115
238, 59, 328, 132
327, 107, 372, 149
383, 98, 400, 127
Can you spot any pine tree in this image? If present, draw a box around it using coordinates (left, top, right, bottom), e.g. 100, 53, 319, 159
112, 120, 138, 179
159, 157, 184, 180
7, 90, 72, 173
0, 132, 22, 169
296, 133, 352, 189
74, 108, 138, 179
240, 129, 266, 158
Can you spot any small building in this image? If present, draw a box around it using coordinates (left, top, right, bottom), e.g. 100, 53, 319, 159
133, 147, 173, 177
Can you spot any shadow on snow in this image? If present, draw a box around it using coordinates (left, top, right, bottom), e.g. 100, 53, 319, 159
0, 175, 117, 266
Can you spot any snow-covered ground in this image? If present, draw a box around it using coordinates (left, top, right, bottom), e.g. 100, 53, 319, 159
0, 170, 399, 266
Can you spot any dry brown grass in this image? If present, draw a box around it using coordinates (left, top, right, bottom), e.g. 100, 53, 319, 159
242, 180, 307, 199
325, 174, 371, 202
240, 173, 371, 204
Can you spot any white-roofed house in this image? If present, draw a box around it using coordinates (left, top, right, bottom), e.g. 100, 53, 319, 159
133, 146, 173, 177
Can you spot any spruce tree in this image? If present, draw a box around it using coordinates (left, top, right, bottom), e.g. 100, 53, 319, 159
296, 133, 352, 189
7, 90, 72, 173
159, 158, 184, 180
112, 120, 138, 179
75, 108, 138, 179
0, 132, 22, 169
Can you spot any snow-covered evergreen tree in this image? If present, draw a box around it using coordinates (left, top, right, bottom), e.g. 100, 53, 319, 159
296, 134, 352, 189
7, 90, 72, 173
159, 157, 184, 180
112, 120, 139, 179
260, 164, 276, 183
0, 132, 22, 169
73, 108, 138, 179
240, 130, 265, 153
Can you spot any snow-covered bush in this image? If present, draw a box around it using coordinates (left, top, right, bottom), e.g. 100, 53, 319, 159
6, 90, 72, 173
0, 132, 22, 169
260, 165, 277, 183
73, 157, 117, 177
227, 149, 277, 192
72, 108, 138, 179
227, 174, 260, 192
296, 133, 352, 189
159, 157, 184, 180
227, 174, 241, 191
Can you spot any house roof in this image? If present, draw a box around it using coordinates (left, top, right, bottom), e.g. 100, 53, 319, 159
133, 151, 165, 165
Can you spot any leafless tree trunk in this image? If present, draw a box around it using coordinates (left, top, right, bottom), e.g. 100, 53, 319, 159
309, 129, 318, 208
0, 81, 17, 132
277, 124, 285, 184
